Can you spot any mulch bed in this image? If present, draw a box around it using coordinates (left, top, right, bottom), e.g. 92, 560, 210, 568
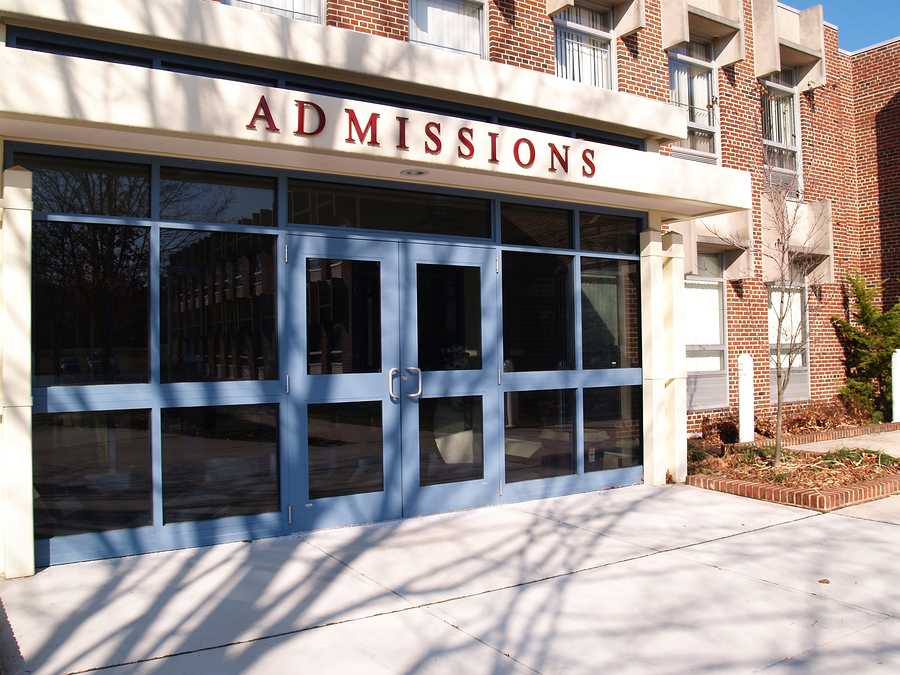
687, 447, 900, 512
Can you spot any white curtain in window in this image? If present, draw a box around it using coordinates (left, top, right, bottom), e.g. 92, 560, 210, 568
684, 282, 723, 347
232, 0, 320, 22
768, 288, 805, 367
556, 29, 611, 89
691, 67, 711, 126
410, 0, 482, 56
669, 60, 689, 108
764, 91, 796, 147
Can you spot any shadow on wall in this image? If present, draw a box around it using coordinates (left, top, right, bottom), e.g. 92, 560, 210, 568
878, 91, 900, 307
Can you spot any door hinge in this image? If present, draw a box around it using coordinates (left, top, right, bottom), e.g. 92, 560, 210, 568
285, 374, 290, 394
283, 242, 289, 263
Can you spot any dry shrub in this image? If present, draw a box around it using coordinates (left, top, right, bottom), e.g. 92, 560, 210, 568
755, 399, 867, 439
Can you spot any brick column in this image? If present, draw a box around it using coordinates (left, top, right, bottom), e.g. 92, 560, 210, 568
641, 220, 687, 485
1, 165, 34, 578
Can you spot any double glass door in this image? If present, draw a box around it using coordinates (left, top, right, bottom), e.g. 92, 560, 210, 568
289, 234, 499, 530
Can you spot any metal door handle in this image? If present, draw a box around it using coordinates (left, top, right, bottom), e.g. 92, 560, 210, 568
388, 367, 400, 401
406, 367, 422, 399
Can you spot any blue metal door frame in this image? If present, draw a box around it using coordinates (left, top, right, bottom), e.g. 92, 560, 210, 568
399, 242, 502, 517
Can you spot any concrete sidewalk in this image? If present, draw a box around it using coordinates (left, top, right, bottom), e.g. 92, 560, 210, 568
2, 485, 899, 674
790, 429, 900, 457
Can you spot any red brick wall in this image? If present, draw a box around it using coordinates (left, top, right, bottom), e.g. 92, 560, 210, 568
616, 0, 669, 102
852, 40, 900, 306
488, 0, 556, 73
326, 0, 408, 41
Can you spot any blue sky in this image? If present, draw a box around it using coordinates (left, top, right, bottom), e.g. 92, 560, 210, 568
784, 1, 900, 51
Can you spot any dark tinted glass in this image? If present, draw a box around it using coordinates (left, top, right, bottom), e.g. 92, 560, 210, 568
32, 222, 149, 386
308, 401, 383, 499
288, 180, 491, 238
502, 252, 574, 372
581, 259, 641, 369
419, 396, 484, 486
160, 230, 277, 382
33, 410, 152, 538
307, 259, 381, 375
584, 386, 643, 472
160, 167, 276, 226
504, 389, 575, 483
501, 203, 572, 248
580, 212, 641, 254
417, 264, 482, 371
162, 404, 279, 523
16, 153, 150, 217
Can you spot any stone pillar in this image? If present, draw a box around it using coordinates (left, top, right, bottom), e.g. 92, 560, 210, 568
640, 217, 687, 486
738, 353, 754, 443
1, 165, 34, 578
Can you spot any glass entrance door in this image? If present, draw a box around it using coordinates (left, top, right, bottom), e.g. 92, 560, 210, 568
399, 243, 500, 517
289, 235, 500, 529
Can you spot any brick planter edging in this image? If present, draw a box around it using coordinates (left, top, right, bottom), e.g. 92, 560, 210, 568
687, 473, 900, 512
725, 422, 900, 450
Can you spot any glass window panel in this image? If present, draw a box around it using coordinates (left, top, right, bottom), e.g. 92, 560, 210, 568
580, 212, 641, 254
687, 350, 725, 372
581, 258, 641, 369
419, 396, 484, 486
417, 264, 482, 371
555, 28, 612, 89
287, 180, 491, 238
504, 389, 575, 483
584, 386, 642, 472
308, 401, 384, 499
160, 230, 277, 382
160, 167, 276, 226
762, 89, 796, 148
225, 0, 321, 23
15, 153, 150, 217
501, 203, 573, 249
409, 0, 483, 56
307, 259, 381, 375
768, 287, 805, 345
684, 282, 723, 346
33, 410, 152, 538
32, 222, 149, 386
162, 404, 280, 523
502, 252, 574, 372
556, 5, 612, 31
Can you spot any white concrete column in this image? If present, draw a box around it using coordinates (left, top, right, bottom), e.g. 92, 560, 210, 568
1, 165, 35, 579
738, 353, 754, 443
893, 350, 900, 423
641, 217, 687, 486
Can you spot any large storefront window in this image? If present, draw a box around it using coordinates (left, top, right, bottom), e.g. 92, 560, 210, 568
22, 148, 645, 566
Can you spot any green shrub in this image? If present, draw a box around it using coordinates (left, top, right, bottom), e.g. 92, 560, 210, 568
832, 276, 900, 421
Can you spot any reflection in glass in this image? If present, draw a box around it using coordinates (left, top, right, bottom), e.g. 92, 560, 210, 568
419, 396, 484, 486
32, 222, 149, 386
160, 167, 276, 226
581, 258, 641, 369
287, 179, 491, 238
307, 259, 381, 375
160, 230, 277, 382
162, 404, 279, 523
504, 389, 575, 483
16, 153, 150, 217
584, 386, 643, 471
580, 212, 641, 254
502, 252, 574, 372
308, 401, 383, 499
33, 410, 152, 538
501, 203, 573, 249
417, 264, 482, 371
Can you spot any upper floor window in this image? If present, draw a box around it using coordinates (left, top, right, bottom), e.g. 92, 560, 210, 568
762, 68, 800, 183
409, 0, 485, 57
668, 41, 717, 160
222, 0, 322, 24
554, 6, 614, 90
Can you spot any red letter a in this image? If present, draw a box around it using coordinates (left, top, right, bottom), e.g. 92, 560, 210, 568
246, 95, 279, 132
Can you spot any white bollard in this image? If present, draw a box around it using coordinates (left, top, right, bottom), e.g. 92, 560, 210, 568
738, 354, 754, 443
893, 350, 900, 422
